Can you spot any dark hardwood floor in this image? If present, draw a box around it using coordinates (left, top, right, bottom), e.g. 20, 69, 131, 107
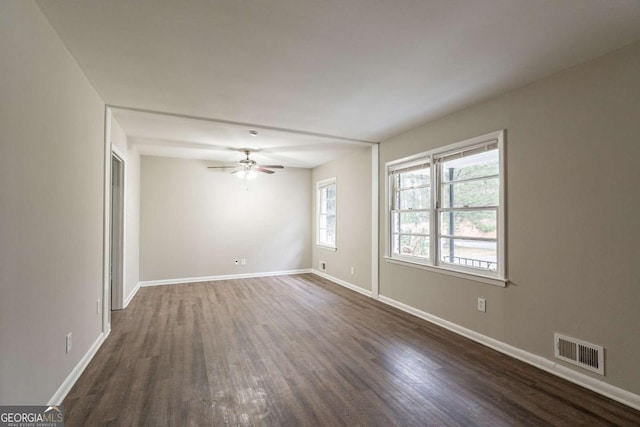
63, 274, 640, 426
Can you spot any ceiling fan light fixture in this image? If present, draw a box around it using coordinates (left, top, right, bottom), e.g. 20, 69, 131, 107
235, 167, 257, 180
209, 150, 283, 179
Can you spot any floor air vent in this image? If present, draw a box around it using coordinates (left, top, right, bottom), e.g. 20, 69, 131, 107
554, 333, 604, 375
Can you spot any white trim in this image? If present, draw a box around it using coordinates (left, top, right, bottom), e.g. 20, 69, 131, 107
430, 130, 502, 157
111, 144, 127, 161
315, 244, 338, 252
371, 145, 379, 299
311, 269, 373, 297
49, 330, 110, 405
384, 162, 391, 259
316, 176, 337, 187
102, 108, 112, 333
110, 144, 127, 310
377, 295, 640, 411
123, 281, 141, 308
138, 269, 312, 287
384, 256, 507, 287
498, 130, 508, 280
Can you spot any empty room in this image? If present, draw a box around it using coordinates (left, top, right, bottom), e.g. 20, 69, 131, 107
2, 1, 640, 425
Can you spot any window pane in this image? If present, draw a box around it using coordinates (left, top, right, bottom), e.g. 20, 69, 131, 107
326, 229, 336, 246
441, 149, 498, 183
320, 214, 327, 229
327, 184, 336, 199
396, 187, 430, 210
395, 234, 429, 259
441, 178, 499, 208
398, 168, 429, 188
440, 238, 497, 271
326, 215, 336, 230
319, 229, 336, 246
440, 210, 497, 239
393, 211, 429, 234
327, 199, 336, 213
319, 228, 327, 244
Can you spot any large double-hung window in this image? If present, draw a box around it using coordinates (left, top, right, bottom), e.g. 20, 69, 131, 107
387, 130, 506, 285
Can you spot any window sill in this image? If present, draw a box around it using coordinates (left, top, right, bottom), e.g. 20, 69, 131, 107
383, 256, 508, 287
316, 244, 337, 252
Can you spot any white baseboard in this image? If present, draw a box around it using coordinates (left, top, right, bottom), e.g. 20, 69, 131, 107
123, 281, 141, 308
138, 269, 312, 287
311, 269, 373, 297
377, 295, 640, 411
49, 329, 110, 405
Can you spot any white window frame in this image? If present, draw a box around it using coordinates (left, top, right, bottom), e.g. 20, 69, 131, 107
316, 177, 337, 250
385, 130, 507, 287
388, 158, 432, 265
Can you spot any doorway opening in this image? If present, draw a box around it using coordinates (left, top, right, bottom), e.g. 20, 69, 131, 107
110, 151, 125, 311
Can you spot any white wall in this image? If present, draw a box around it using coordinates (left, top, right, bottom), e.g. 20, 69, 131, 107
0, 1, 106, 404
140, 156, 311, 281
311, 147, 373, 291
378, 41, 640, 395
110, 118, 141, 304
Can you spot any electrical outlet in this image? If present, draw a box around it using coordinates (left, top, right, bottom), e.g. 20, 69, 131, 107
319, 260, 326, 271
234, 259, 239, 265
241, 259, 246, 266
96, 299, 101, 315
66, 333, 72, 354
350, 266, 355, 275
477, 298, 486, 313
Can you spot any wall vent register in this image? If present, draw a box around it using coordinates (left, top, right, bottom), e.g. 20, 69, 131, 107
554, 333, 604, 375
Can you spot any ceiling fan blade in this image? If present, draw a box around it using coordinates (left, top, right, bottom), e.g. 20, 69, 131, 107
256, 165, 284, 169
230, 168, 245, 174
255, 168, 275, 174
207, 165, 236, 169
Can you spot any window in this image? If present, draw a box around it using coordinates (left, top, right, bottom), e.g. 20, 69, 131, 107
390, 161, 431, 262
316, 178, 337, 249
438, 146, 499, 272
386, 130, 506, 284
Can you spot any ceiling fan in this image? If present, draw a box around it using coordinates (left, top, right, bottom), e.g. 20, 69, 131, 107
207, 150, 284, 179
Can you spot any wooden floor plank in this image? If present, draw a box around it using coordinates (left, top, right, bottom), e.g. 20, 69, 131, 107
62, 274, 640, 426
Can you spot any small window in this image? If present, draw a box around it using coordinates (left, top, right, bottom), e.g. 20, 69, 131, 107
316, 178, 337, 249
386, 130, 506, 283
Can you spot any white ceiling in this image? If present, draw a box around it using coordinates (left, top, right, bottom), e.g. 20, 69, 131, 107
38, 0, 640, 166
